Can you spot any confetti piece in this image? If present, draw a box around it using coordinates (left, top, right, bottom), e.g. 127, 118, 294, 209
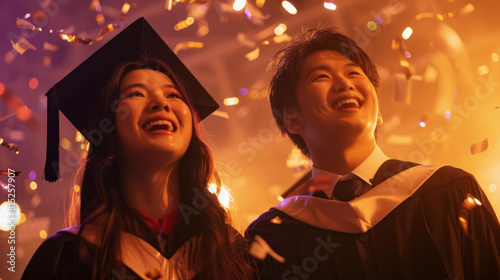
237, 33, 256, 48
245, 47, 260, 61
16, 18, 39, 31
272, 33, 291, 44
249, 235, 286, 263
393, 72, 410, 104
459, 193, 489, 243
14, 4, 134, 50
0, 138, 20, 154
31, 11, 46, 22
391, 38, 412, 79
43, 41, 58, 51
172, 41, 203, 54
174, 17, 195, 31
97, 23, 115, 38
470, 137, 489, 155
244, 2, 270, 26
95, 13, 105, 25
415, 3, 474, 21
270, 216, 282, 224
210, 110, 229, 119
11, 37, 37, 54
60, 34, 93, 45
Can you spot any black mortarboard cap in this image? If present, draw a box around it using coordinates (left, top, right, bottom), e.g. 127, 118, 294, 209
44, 17, 219, 182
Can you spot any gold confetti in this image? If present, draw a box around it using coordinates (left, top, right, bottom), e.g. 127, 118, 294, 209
272, 33, 291, 44
245, 47, 260, 61
270, 216, 282, 224
59, 34, 93, 45
90, 0, 101, 11
43, 41, 58, 51
174, 17, 195, 31
95, 14, 105, 25
16, 18, 40, 31
470, 138, 489, 155
173, 41, 203, 54
97, 24, 115, 38
249, 235, 286, 262
459, 193, 483, 239
11, 37, 37, 54
121, 3, 131, 15
415, 3, 475, 21
391, 38, 411, 79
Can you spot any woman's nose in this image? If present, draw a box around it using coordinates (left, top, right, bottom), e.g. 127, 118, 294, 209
148, 91, 171, 111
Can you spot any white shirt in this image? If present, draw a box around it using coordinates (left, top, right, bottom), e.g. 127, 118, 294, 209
311, 145, 390, 199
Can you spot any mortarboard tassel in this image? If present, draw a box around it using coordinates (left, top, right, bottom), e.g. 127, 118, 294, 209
44, 86, 60, 182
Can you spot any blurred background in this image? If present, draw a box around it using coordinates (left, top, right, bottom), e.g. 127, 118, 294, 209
1, 0, 500, 277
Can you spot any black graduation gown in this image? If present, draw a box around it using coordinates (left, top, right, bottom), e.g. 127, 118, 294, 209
246, 160, 500, 280
21, 212, 244, 279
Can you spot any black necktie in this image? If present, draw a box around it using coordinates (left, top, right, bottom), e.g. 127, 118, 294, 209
333, 177, 365, 202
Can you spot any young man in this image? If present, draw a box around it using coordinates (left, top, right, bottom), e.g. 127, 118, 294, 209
246, 28, 500, 279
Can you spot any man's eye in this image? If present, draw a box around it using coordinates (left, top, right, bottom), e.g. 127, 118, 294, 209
315, 74, 330, 79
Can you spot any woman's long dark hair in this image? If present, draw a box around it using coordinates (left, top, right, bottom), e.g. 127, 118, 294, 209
68, 56, 253, 279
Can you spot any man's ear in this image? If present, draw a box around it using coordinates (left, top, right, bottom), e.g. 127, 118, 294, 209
377, 110, 383, 126
284, 108, 303, 134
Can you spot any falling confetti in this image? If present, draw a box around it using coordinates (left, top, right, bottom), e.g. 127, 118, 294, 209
249, 235, 286, 262
391, 38, 411, 79
11, 37, 37, 54
173, 41, 204, 54
470, 138, 489, 155
270, 216, 282, 224
415, 3, 475, 21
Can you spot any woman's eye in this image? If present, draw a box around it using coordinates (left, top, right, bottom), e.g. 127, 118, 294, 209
167, 92, 183, 99
126, 91, 145, 98
348, 71, 360, 75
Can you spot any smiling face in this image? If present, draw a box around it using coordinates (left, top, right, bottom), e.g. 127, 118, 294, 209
285, 50, 382, 152
115, 68, 193, 165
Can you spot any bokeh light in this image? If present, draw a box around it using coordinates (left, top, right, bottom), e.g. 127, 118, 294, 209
233, 0, 246, 11
366, 21, 377, 31
224, 97, 240, 106
61, 138, 71, 150
282, 1, 297, 15
402, 27, 413, 40
239, 87, 249, 96
323, 2, 336, 10
28, 170, 37, 181
0, 202, 21, 231
29, 77, 39, 90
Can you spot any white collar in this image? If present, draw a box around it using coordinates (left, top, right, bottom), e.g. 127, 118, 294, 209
311, 145, 390, 198
273, 165, 441, 233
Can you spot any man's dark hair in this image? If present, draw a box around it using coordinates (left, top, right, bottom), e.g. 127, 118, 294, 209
269, 28, 380, 156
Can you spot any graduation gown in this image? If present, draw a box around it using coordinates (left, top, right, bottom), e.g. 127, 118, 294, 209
21, 211, 245, 279
246, 160, 500, 280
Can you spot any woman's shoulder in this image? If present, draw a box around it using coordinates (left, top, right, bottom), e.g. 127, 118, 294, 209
21, 229, 92, 280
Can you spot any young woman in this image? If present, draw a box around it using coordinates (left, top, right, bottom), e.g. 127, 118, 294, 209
22, 18, 254, 280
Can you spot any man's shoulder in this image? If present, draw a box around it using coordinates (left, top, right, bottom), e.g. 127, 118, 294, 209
246, 207, 315, 236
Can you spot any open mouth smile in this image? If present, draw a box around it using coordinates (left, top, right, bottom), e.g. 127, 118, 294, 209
142, 119, 177, 132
